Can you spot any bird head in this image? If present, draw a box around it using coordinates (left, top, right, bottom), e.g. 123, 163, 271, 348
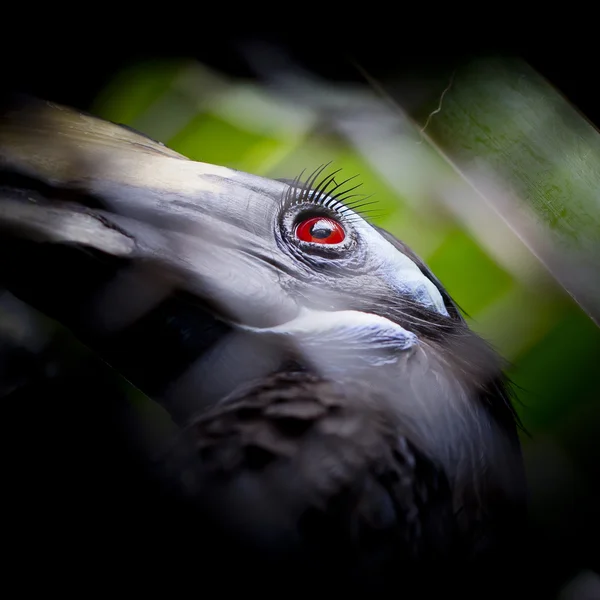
0, 97, 527, 579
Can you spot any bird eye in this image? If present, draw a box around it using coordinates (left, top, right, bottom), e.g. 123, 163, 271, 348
295, 217, 345, 245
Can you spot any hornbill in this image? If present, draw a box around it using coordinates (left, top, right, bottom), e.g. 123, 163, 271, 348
0, 96, 527, 595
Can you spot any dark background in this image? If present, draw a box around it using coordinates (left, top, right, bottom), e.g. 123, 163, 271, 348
2, 26, 598, 130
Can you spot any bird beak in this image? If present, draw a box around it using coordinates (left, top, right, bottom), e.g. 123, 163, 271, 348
0, 96, 301, 329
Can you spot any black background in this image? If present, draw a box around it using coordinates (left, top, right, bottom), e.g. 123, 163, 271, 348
1, 24, 598, 129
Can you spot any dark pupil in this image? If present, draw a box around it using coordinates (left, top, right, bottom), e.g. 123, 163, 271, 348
310, 221, 332, 239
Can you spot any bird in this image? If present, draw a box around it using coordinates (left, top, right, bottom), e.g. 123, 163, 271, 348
0, 95, 527, 596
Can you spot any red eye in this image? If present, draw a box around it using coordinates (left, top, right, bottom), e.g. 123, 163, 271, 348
295, 217, 345, 244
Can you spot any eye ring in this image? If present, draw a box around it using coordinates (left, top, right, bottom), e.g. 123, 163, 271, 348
295, 216, 346, 245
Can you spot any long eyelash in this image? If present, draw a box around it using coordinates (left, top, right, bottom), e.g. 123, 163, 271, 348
283, 164, 380, 221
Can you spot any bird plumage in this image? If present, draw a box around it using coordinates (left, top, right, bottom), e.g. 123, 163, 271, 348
162, 371, 458, 593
